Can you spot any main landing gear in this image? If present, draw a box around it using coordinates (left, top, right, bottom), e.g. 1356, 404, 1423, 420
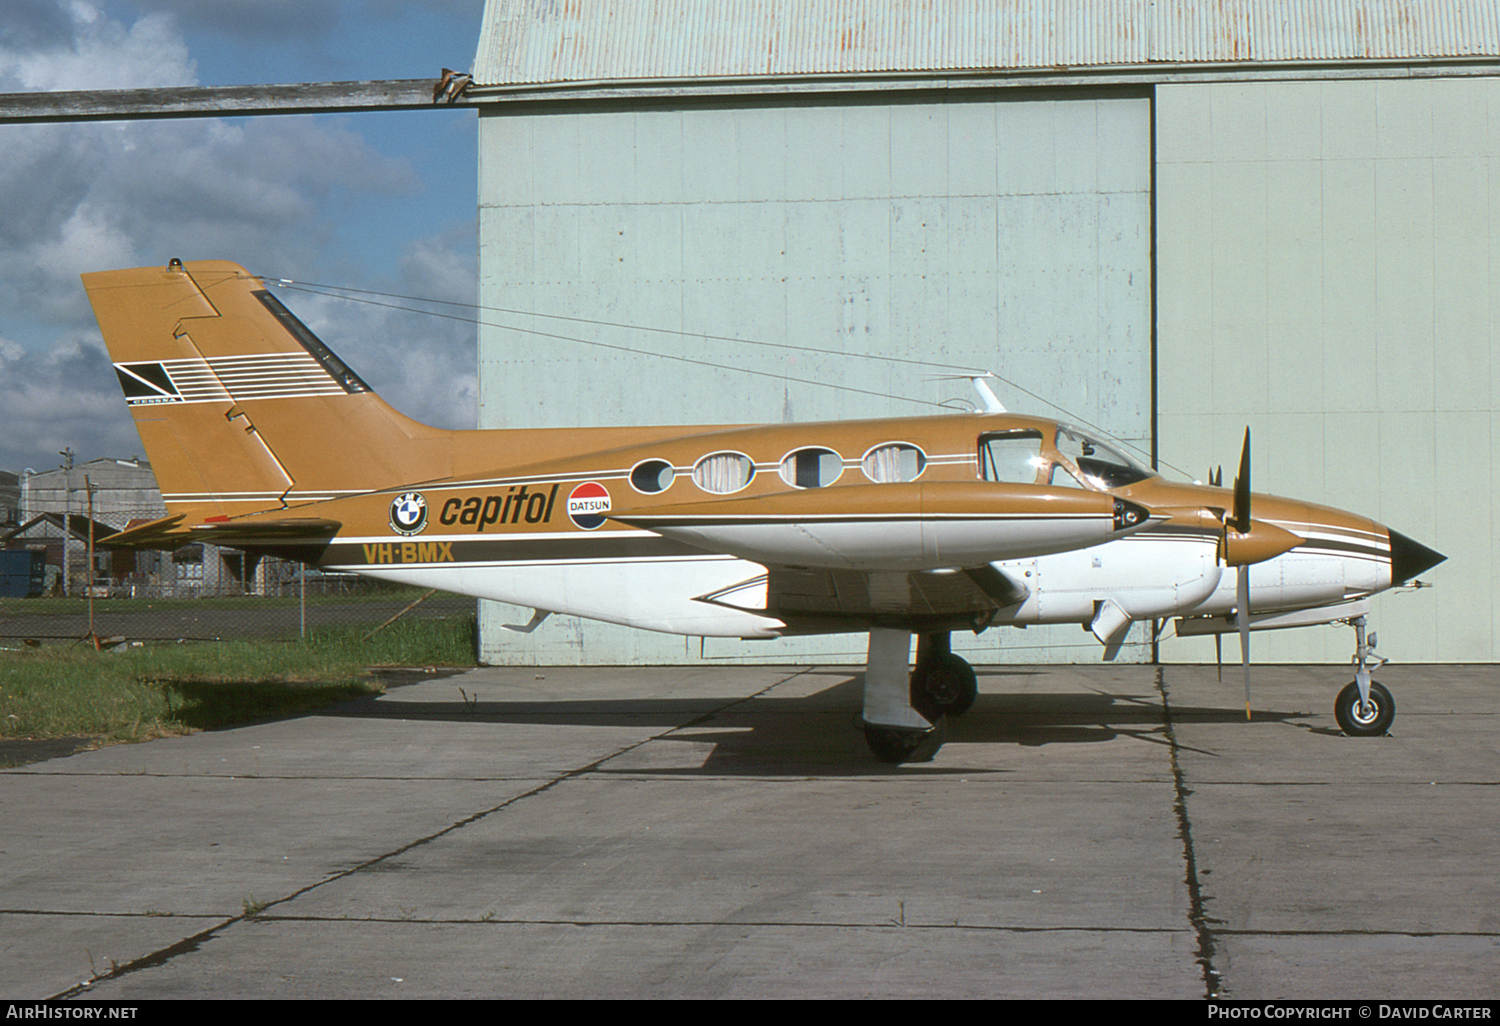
911, 632, 979, 720
860, 629, 978, 763
1335, 614, 1395, 737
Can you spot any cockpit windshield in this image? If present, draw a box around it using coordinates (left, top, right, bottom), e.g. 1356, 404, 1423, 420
1054, 425, 1155, 489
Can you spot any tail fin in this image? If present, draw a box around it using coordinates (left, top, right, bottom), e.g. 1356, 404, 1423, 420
83, 259, 453, 523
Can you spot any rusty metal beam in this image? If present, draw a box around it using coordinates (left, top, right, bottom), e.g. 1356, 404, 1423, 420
0, 80, 476, 124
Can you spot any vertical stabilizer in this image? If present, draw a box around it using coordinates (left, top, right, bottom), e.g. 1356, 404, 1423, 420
83, 259, 454, 522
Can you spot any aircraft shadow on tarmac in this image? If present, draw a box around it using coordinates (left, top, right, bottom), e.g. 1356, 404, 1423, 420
310, 668, 1312, 776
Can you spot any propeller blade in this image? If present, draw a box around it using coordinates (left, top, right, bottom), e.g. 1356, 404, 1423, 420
1209, 465, 1222, 488
1237, 565, 1252, 720
1214, 632, 1223, 683
1232, 427, 1251, 535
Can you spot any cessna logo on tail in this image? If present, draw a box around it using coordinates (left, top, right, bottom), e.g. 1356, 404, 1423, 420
114, 362, 182, 405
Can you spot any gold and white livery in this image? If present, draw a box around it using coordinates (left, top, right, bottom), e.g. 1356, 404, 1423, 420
83, 259, 1444, 762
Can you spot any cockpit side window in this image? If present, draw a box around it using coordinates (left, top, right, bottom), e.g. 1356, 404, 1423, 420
978, 431, 1045, 484
1054, 425, 1153, 489
1049, 463, 1084, 488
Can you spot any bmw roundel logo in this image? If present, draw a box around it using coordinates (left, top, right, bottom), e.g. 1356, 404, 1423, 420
389, 492, 428, 536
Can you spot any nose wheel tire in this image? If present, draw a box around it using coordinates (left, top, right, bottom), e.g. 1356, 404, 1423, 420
1334, 680, 1395, 736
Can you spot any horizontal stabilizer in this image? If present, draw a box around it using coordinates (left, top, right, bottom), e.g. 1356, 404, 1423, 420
105, 513, 341, 551
186, 518, 342, 548
98, 515, 187, 550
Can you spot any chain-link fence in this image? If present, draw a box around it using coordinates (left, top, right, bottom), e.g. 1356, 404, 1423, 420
3, 485, 478, 642
0, 572, 476, 643
3, 470, 480, 645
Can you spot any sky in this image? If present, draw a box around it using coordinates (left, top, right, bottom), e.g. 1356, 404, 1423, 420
0, 0, 485, 477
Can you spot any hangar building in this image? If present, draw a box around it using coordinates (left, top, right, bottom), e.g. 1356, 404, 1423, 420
467, 0, 1500, 666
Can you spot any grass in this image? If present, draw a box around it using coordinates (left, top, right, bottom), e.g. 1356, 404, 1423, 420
1, 585, 460, 615
0, 614, 476, 753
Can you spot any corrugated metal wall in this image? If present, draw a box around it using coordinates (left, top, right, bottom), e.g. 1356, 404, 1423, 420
476, 94, 1153, 665
474, 0, 1500, 86
1155, 76, 1499, 664
471, 2, 1500, 666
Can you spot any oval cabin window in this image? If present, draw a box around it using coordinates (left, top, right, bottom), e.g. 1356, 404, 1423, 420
861, 443, 926, 483
630, 459, 675, 494
778, 448, 843, 489
693, 452, 755, 494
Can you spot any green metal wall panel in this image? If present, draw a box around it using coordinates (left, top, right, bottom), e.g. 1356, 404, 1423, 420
476, 94, 1152, 664
1156, 78, 1496, 664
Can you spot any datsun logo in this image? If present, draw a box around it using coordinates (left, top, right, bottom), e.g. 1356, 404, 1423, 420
567, 482, 611, 530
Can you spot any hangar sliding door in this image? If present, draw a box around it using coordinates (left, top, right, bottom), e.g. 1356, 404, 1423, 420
476, 92, 1152, 665
1156, 78, 1495, 664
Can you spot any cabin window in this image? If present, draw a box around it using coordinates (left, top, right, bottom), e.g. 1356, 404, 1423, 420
1055, 425, 1153, 489
693, 452, 755, 493
1049, 463, 1084, 488
778, 448, 843, 489
861, 443, 926, 483
978, 431, 1045, 484
630, 459, 675, 494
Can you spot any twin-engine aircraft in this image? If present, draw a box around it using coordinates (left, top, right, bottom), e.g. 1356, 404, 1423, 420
84, 259, 1445, 762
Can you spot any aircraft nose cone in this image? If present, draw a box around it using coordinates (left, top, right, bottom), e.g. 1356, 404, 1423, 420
1389, 529, 1446, 585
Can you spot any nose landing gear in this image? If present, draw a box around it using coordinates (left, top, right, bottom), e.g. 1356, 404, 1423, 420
1336, 614, 1394, 736
1335, 678, 1395, 735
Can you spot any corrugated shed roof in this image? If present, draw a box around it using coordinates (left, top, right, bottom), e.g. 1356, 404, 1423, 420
473, 0, 1500, 86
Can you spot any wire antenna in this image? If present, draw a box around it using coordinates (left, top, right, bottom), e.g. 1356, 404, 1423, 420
258, 273, 1189, 475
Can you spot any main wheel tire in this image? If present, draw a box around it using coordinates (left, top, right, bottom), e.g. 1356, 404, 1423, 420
1334, 680, 1395, 736
911, 653, 979, 719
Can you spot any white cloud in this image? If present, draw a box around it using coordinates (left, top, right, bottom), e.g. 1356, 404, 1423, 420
0, 1, 194, 91
0, 336, 141, 473
399, 228, 479, 306
0, 1, 472, 473
123, 1, 472, 44
269, 226, 480, 432
0, 114, 420, 327
28, 202, 139, 287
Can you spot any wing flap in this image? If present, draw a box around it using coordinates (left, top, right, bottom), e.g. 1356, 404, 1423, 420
698, 563, 1029, 632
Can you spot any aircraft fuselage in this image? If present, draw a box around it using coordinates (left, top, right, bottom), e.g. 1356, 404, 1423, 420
286, 412, 1421, 643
